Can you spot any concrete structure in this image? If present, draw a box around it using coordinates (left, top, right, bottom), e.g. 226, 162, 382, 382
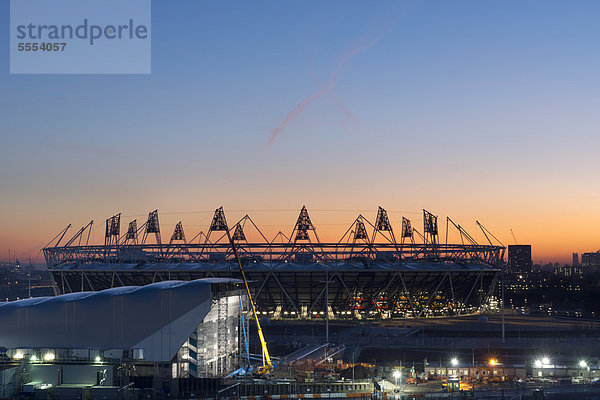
425, 364, 526, 380
531, 364, 598, 379
424, 362, 600, 381
508, 245, 532, 274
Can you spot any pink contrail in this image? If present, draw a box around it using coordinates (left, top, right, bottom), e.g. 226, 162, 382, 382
333, 94, 361, 131
268, 36, 383, 145
310, 59, 361, 132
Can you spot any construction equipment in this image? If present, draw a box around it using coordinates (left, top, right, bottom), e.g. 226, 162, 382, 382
510, 229, 518, 245
227, 226, 274, 376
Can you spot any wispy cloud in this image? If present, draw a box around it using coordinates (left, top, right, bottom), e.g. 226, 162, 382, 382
309, 61, 362, 133
267, 36, 383, 145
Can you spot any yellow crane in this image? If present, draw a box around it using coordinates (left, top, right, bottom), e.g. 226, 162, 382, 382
227, 228, 273, 375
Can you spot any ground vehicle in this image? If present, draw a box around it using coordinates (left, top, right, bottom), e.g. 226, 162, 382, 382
558, 377, 572, 385
441, 376, 472, 392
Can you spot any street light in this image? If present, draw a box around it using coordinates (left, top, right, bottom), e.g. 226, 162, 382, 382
393, 370, 401, 396
542, 357, 550, 365
579, 360, 588, 368
535, 357, 550, 377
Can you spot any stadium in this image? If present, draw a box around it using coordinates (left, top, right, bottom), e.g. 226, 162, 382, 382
43, 206, 504, 319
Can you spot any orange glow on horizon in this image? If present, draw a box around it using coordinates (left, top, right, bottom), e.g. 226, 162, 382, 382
2, 204, 596, 266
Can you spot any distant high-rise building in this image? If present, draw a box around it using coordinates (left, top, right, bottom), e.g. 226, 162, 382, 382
573, 252, 579, 266
581, 251, 600, 269
508, 245, 532, 274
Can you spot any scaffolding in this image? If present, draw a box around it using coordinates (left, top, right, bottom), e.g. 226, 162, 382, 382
174, 292, 242, 378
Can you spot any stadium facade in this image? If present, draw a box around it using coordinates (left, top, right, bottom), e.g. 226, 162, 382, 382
44, 207, 505, 319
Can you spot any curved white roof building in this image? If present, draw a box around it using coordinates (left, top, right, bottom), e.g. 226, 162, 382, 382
0, 278, 240, 363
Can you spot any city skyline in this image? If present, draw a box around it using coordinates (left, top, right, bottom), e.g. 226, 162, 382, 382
3, 0, 600, 265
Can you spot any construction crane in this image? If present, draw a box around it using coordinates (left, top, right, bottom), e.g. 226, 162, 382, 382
510, 229, 518, 245
227, 228, 274, 376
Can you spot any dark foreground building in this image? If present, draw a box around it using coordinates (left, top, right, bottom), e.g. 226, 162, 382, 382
508, 245, 532, 274
0, 279, 243, 398
582, 251, 600, 269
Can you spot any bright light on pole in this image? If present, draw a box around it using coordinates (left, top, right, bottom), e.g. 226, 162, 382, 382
393, 370, 401, 383
579, 360, 588, 368
451, 358, 458, 367
542, 357, 550, 365
534, 359, 542, 368
393, 370, 401, 395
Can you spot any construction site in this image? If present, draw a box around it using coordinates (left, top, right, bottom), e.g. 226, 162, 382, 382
0, 206, 593, 399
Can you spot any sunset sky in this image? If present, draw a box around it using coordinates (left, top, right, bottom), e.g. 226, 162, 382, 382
2, 1, 600, 265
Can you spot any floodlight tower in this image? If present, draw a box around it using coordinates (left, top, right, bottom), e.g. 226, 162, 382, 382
423, 210, 438, 245
142, 210, 161, 245
124, 220, 138, 245
104, 214, 121, 246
